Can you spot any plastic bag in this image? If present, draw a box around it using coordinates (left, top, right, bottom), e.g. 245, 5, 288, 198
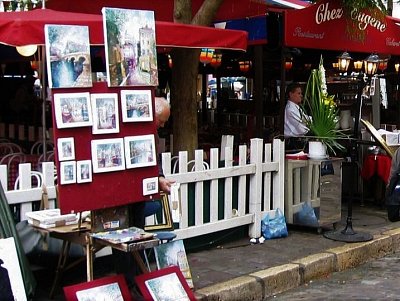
261, 208, 288, 239
296, 202, 319, 227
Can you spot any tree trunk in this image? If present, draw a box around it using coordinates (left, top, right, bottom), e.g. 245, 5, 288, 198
170, 48, 200, 157
170, 0, 224, 156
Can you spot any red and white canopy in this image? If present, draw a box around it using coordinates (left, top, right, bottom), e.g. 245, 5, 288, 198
0, 9, 248, 51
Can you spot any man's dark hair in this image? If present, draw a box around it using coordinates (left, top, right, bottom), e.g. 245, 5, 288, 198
285, 82, 302, 99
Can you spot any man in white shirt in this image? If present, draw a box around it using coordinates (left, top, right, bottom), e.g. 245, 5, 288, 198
284, 83, 309, 150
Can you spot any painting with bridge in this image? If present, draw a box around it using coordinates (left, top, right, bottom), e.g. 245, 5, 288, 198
45, 24, 92, 88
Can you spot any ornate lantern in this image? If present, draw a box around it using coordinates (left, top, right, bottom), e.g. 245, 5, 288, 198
199, 48, 215, 65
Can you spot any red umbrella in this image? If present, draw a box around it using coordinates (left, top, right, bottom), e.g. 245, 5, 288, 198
0, 9, 247, 50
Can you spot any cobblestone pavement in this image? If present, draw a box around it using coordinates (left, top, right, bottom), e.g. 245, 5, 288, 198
267, 251, 400, 300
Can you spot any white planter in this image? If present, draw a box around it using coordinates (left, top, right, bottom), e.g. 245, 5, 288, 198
308, 141, 327, 159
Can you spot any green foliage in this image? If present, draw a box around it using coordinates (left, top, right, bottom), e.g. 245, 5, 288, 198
302, 60, 345, 154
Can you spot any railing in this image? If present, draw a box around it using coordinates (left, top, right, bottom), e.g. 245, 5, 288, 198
1, 138, 285, 240
0, 162, 57, 222
162, 138, 284, 239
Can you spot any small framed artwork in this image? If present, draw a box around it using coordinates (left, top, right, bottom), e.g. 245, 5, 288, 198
120, 90, 153, 122
124, 134, 156, 169
63, 274, 132, 301
91, 93, 120, 134
143, 176, 158, 196
60, 161, 76, 185
54, 92, 93, 129
135, 266, 196, 301
91, 138, 125, 173
77, 160, 92, 183
57, 137, 75, 161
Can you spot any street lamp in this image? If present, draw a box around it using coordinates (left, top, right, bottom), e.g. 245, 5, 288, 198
324, 52, 378, 243
364, 53, 379, 76
337, 51, 352, 72
353, 61, 363, 72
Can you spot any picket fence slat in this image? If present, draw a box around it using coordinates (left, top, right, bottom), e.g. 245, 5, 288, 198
163, 138, 285, 240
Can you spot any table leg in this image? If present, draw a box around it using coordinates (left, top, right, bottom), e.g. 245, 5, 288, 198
49, 239, 71, 298
86, 235, 93, 281
132, 251, 149, 273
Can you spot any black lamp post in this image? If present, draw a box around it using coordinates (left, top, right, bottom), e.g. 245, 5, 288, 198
324, 53, 378, 243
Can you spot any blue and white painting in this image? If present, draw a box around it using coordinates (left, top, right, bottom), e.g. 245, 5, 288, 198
45, 24, 92, 88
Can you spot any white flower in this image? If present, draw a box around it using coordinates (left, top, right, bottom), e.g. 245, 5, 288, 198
319, 56, 327, 96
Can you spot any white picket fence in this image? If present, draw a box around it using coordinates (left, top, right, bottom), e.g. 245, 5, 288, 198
0, 162, 57, 221
162, 138, 285, 239
0, 138, 285, 240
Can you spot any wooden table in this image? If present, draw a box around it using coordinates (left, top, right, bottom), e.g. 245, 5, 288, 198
34, 223, 159, 297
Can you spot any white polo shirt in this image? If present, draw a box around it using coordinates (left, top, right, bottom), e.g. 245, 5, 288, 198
284, 101, 309, 137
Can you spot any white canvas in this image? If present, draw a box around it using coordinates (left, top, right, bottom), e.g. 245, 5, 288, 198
0, 237, 27, 301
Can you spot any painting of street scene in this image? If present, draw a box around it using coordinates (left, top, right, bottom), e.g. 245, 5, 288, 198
45, 24, 92, 88
54, 92, 93, 129
91, 93, 120, 134
102, 7, 158, 87
154, 239, 194, 288
121, 89, 153, 122
124, 134, 156, 169
145, 273, 191, 301
91, 138, 125, 173
76, 283, 124, 301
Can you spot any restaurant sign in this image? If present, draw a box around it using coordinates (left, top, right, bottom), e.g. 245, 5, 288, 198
284, 0, 400, 55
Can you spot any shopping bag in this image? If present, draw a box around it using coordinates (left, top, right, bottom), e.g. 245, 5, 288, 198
261, 208, 288, 239
296, 201, 319, 227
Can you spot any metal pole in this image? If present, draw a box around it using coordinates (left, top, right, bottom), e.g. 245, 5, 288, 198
39, 45, 47, 160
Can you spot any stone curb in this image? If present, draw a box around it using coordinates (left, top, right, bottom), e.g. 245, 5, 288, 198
194, 229, 400, 301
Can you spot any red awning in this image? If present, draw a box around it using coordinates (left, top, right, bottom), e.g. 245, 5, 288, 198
46, 0, 269, 22
284, 0, 400, 55
0, 9, 248, 51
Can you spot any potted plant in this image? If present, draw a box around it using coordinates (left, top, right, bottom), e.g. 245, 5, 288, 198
301, 57, 346, 157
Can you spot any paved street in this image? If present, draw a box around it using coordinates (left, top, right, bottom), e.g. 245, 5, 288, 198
267, 251, 400, 300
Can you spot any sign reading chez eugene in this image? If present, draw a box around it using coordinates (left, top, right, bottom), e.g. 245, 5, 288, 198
284, 0, 400, 54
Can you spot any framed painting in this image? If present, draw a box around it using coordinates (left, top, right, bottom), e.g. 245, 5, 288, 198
102, 7, 158, 87
120, 90, 153, 122
57, 137, 75, 161
63, 274, 132, 301
91, 93, 120, 134
45, 24, 92, 88
135, 266, 196, 301
0, 237, 27, 301
124, 134, 156, 169
60, 161, 76, 185
144, 193, 173, 231
142, 176, 158, 196
154, 239, 194, 288
77, 160, 92, 183
54, 92, 93, 129
91, 138, 125, 173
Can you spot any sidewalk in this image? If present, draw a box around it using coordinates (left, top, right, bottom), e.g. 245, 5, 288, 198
32, 203, 400, 300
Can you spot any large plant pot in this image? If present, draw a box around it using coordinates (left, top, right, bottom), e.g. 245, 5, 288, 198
308, 141, 327, 159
